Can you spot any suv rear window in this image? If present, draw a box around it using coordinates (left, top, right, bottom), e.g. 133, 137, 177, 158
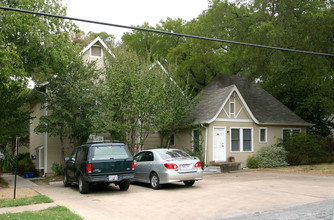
158, 150, 191, 160
91, 146, 129, 160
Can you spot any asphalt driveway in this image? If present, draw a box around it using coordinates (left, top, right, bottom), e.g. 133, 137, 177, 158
34, 171, 334, 220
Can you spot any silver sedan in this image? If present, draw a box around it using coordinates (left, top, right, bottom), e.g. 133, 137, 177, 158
133, 149, 203, 189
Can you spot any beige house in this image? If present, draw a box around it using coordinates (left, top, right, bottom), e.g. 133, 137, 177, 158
29, 37, 112, 176
145, 74, 312, 167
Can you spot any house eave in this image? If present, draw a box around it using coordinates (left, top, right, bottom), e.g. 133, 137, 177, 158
257, 122, 314, 127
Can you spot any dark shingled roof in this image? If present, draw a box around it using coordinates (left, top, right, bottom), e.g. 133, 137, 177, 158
190, 74, 312, 126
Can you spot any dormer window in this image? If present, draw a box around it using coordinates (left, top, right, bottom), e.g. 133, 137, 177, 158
90, 45, 102, 57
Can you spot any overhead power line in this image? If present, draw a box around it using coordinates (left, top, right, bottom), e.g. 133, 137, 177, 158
1, 6, 333, 57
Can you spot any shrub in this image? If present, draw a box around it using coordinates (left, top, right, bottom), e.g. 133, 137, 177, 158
0, 148, 15, 173
256, 145, 289, 168
247, 156, 258, 169
51, 162, 63, 176
17, 152, 30, 161
282, 133, 324, 165
18, 158, 36, 175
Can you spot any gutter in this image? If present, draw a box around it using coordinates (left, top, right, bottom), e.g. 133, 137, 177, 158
200, 123, 208, 169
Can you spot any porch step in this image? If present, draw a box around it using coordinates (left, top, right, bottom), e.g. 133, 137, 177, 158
211, 162, 241, 173
204, 166, 221, 174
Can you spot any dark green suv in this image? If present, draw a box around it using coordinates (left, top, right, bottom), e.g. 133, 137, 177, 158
63, 142, 135, 194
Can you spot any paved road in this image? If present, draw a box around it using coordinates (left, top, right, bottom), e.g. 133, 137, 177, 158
224, 199, 334, 220
34, 171, 334, 220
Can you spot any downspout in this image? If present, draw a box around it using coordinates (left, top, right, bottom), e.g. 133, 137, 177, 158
43, 87, 48, 176
201, 123, 208, 169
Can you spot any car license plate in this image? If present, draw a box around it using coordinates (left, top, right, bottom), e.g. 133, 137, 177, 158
181, 164, 191, 170
108, 175, 118, 181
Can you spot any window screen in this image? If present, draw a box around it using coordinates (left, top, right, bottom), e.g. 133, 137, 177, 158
91, 45, 102, 57
260, 128, 266, 142
231, 129, 240, 151
243, 129, 252, 151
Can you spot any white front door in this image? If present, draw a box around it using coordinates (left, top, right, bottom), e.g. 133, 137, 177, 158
213, 127, 226, 161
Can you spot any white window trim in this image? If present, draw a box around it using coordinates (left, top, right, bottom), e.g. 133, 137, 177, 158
90, 45, 103, 58
230, 127, 254, 153
38, 146, 44, 169
229, 96, 235, 118
282, 128, 301, 140
259, 127, 268, 143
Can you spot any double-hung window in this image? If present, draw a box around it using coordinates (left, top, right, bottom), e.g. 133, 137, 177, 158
259, 127, 267, 143
231, 128, 253, 152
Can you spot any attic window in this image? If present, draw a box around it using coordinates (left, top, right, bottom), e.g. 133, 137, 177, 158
229, 97, 235, 118
91, 45, 102, 57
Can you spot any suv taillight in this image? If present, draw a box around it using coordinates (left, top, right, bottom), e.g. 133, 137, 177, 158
86, 163, 92, 173
131, 161, 135, 171
164, 163, 178, 169
195, 162, 202, 168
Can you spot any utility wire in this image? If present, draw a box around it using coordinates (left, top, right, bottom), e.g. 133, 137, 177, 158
1, 6, 334, 57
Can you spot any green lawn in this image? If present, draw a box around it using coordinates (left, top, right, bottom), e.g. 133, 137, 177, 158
0, 195, 53, 208
260, 163, 334, 175
0, 206, 82, 220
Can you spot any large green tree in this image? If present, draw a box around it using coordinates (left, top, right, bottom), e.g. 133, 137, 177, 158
0, 0, 77, 150
0, 38, 30, 150
121, 0, 334, 136
103, 47, 195, 149
35, 58, 108, 161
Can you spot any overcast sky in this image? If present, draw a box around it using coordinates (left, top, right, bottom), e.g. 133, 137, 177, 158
62, 0, 209, 42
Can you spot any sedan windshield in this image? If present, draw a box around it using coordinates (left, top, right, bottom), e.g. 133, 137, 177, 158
158, 150, 191, 160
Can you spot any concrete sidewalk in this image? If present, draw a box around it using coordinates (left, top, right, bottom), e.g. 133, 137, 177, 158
2, 173, 37, 188
0, 173, 57, 215
0, 202, 58, 215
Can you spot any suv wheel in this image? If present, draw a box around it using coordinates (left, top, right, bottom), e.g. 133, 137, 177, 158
78, 174, 89, 194
63, 171, 71, 187
119, 181, 130, 191
184, 180, 195, 187
150, 173, 161, 190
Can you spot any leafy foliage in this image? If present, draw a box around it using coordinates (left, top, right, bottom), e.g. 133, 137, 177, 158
51, 162, 63, 176
0, 0, 78, 149
256, 145, 289, 168
122, 0, 334, 136
282, 133, 324, 165
35, 58, 107, 150
247, 156, 258, 169
0, 147, 15, 173
18, 157, 36, 175
103, 47, 195, 148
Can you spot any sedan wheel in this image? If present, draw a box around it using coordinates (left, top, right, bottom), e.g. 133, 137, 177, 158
150, 173, 161, 190
184, 180, 195, 187
78, 174, 89, 194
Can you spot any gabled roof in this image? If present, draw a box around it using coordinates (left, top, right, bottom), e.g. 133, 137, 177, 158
190, 74, 312, 126
80, 36, 115, 57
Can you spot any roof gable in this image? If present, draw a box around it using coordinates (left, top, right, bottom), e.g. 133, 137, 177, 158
190, 74, 311, 126
80, 36, 115, 57
206, 85, 259, 124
